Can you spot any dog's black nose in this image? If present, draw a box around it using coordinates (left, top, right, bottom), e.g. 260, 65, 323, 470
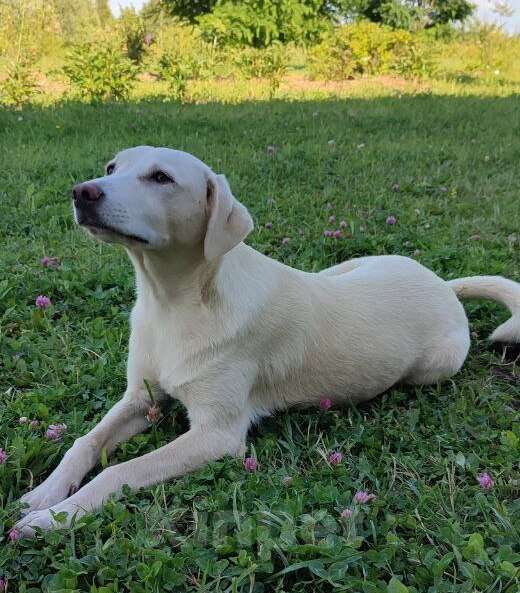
72, 182, 105, 205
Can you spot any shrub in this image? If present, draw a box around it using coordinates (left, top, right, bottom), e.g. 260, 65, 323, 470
389, 30, 432, 78
158, 53, 194, 101
148, 22, 219, 80
429, 24, 520, 84
0, 60, 39, 107
308, 21, 430, 80
119, 7, 148, 63
63, 42, 138, 102
233, 45, 288, 97
458, 24, 516, 81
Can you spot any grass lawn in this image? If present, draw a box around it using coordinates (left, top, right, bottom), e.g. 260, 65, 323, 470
0, 85, 519, 592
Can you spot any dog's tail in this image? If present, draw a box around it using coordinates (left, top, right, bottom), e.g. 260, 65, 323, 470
447, 276, 520, 343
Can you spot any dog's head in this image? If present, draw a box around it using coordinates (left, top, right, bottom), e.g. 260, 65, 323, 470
72, 146, 253, 260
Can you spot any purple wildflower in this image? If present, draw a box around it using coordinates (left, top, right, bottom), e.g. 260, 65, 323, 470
41, 256, 60, 268
329, 451, 342, 466
386, 216, 397, 226
45, 423, 67, 440
0, 449, 7, 464
320, 398, 332, 411
477, 472, 494, 490
35, 295, 51, 309
354, 490, 376, 504
244, 457, 258, 472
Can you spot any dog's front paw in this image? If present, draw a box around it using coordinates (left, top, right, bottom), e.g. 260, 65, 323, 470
19, 477, 77, 514
13, 509, 60, 538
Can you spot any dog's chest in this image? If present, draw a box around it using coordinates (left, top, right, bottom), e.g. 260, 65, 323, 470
132, 304, 228, 401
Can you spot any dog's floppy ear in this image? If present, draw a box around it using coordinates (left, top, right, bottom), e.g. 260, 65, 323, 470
204, 174, 253, 261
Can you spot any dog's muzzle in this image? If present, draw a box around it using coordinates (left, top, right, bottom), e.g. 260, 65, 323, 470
72, 181, 104, 226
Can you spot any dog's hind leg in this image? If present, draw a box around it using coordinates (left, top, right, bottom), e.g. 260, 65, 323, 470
404, 329, 470, 385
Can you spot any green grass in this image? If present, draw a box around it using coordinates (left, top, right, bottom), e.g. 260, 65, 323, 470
0, 86, 519, 592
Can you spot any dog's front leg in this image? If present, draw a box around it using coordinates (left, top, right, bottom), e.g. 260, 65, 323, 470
15, 414, 249, 537
18, 388, 153, 514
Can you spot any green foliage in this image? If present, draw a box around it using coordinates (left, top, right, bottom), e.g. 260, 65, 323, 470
160, 0, 217, 22
119, 7, 148, 63
63, 41, 138, 102
158, 53, 193, 101
148, 21, 219, 78
0, 60, 39, 107
377, 0, 418, 30
233, 45, 288, 97
429, 0, 474, 25
162, 0, 475, 39
429, 23, 520, 84
0, 0, 61, 61
150, 21, 222, 100
335, 0, 474, 30
50, 0, 113, 41
309, 21, 430, 79
95, 0, 112, 23
194, 0, 328, 47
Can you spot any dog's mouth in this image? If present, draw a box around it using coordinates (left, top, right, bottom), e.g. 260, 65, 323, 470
74, 203, 148, 245
85, 223, 149, 244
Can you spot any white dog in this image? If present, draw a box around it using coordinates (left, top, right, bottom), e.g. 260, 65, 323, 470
16, 146, 520, 536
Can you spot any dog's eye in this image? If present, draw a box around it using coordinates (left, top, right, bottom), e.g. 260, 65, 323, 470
106, 163, 115, 175
150, 170, 174, 184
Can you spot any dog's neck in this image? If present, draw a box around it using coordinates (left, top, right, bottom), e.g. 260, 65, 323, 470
127, 245, 222, 308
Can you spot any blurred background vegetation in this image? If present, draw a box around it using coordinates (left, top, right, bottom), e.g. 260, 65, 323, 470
0, 0, 518, 106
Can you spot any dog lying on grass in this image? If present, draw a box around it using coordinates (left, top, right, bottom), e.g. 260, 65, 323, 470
15, 146, 520, 536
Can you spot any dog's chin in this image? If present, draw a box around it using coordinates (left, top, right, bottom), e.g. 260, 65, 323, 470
83, 223, 150, 247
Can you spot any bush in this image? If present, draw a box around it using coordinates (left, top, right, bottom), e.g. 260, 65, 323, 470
148, 22, 219, 80
63, 42, 138, 102
150, 21, 228, 100
119, 7, 148, 63
0, 60, 39, 107
308, 21, 429, 80
233, 45, 288, 97
428, 24, 520, 84
158, 53, 194, 101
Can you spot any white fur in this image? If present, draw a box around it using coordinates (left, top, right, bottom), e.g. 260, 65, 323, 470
16, 146, 520, 536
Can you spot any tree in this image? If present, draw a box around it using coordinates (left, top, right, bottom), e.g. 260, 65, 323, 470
158, 0, 475, 41
336, 0, 474, 29
96, 0, 113, 24
160, 0, 217, 22
197, 0, 328, 47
